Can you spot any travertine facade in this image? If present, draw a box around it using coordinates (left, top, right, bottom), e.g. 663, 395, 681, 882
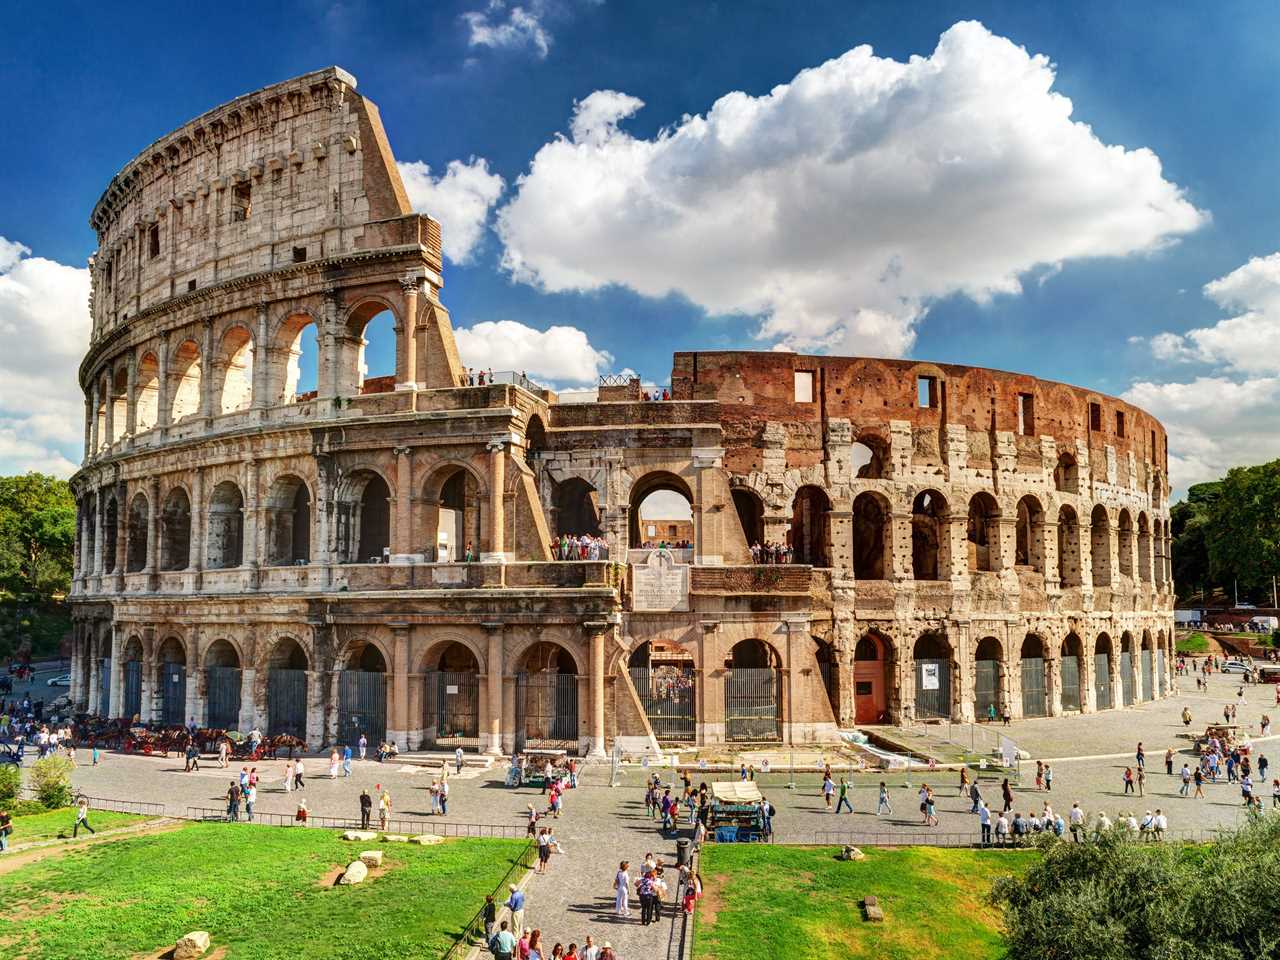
68, 69, 1175, 754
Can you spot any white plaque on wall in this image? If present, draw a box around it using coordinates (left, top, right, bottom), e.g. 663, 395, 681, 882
632, 549, 690, 612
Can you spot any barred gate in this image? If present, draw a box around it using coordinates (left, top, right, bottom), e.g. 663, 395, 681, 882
423, 670, 481, 748
725, 667, 781, 741
157, 662, 187, 726
1120, 652, 1135, 706
206, 666, 242, 730
1094, 653, 1112, 710
1060, 655, 1081, 712
1140, 650, 1154, 701
1021, 657, 1047, 717
630, 666, 696, 740
914, 659, 951, 720
268, 668, 308, 739
123, 660, 143, 719
338, 671, 387, 748
99, 657, 111, 716
515, 672, 579, 751
974, 659, 1000, 719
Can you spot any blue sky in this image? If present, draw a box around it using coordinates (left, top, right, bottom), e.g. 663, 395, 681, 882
2, 1, 1279, 495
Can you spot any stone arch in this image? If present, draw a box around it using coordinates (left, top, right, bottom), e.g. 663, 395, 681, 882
1019, 633, 1049, 717
272, 309, 321, 405
1090, 504, 1112, 586
852, 431, 889, 480
170, 338, 202, 422
126, 492, 149, 572
851, 490, 891, 580
121, 634, 144, 719
203, 637, 243, 668
1137, 512, 1152, 583
629, 471, 693, 548
264, 473, 311, 565
215, 324, 254, 415
135, 351, 160, 432
974, 635, 1004, 720
790, 484, 832, 566
1014, 494, 1045, 572
1054, 452, 1079, 494
731, 486, 764, 548
911, 489, 948, 581
966, 491, 1000, 572
912, 631, 953, 719
206, 480, 245, 569
1059, 631, 1085, 712
853, 631, 893, 723
336, 468, 392, 563
94, 375, 108, 450
110, 366, 128, 443
102, 493, 119, 575
517, 639, 584, 675
726, 637, 782, 669
1057, 504, 1081, 586
342, 298, 399, 396
160, 485, 191, 571
1117, 509, 1135, 579
524, 413, 547, 467
155, 635, 188, 726
422, 462, 484, 561
263, 635, 310, 739
555, 476, 602, 539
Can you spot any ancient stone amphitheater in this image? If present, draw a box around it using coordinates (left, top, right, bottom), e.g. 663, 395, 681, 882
67, 68, 1175, 754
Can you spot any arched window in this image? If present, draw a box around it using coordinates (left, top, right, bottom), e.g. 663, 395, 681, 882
1015, 495, 1044, 572
424, 466, 483, 562
629, 472, 693, 549
1054, 452, 1079, 494
1090, 505, 1112, 586
966, 492, 1000, 572
555, 477, 602, 538
1117, 510, 1134, 579
853, 632, 892, 724
732, 488, 764, 548
336, 470, 391, 563
790, 485, 831, 566
1094, 633, 1113, 710
276, 313, 320, 404
1137, 513, 1152, 583
911, 490, 946, 581
217, 326, 254, 415
913, 632, 952, 719
102, 495, 119, 574
265, 475, 311, 565
135, 352, 160, 432
207, 481, 245, 569
851, 491, 890, 580
170, 339, 202, 422
347, 304, 397, 396
1020, 634, 1047, 717
974, 636, 1003, 720
851, 435, 887, 480
1057, 505, 1081, 586
126, 493, 149, 572
160, 487, 191, 571
110, 367, 128, 443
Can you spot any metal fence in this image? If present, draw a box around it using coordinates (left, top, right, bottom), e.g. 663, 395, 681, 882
1060, 655, 1081, 712
122, 660, 142, 718
796, 827, 1228, 847
1094, 653, 1112, 710
515, 672, 579, 750
725, 667, 781, 741
337, 670, 387, 747
423, 670, 481, 748
206, 666, 242, 729
440, 839, 538, 960
268, 668, 308, 738
157, 662, 186, 726
631, 666, 696, 740
18, 787, 166, 817
1021, 657, 1047, 717
184, 807, 526, 838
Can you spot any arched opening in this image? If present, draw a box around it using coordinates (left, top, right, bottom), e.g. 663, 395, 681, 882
1054, 453, 1079, 494
338, 641, 387, 747
170, 339, 202, 422
524, 414, 547, 469
853, 632, 892, 724
911, 490, 947, 581
348, 304, 397, 396
790, 485, 832, 566
974, 636, 1004, 720
84, 500, 97, 576
1090, 505, 1112, 586
266, 637, 309, 740
1117, 510, 1135, 579
206, 481, 245, 569
1060, 633, 1083, 712
966, 492, 999, 572
122, 636, 143, 720
851, 491, 890, 580
1139, 630, 1154, 701
516, 641, 580, 750
217, 325, 254, 415
126, 493, 149, 573
424, 641, 482, 749
556, 477, 602, 540
275, 313, 320, 404
110, 367, 128, 444
102, 495, 119, 575
1057, 505, 1081, 586
913, 632, 952, 719
265, 475, 311, 565
732, 488, 764, 550
1119, 631, 1135, 705
1020, 634, 1048, 717
336, 470, 391, 563
852, 435, 887, 480
423, 466, 482, 562
724, 639, 782, 740
95, 379, 108, 450
204, 639, 242, 731
814, 637, 839, 719
1137, 513, 1152, 583
629, 472, 693, 549
155, 636, 187, 727
135, 352, 160, 432
1094, 634, 1113, 710
160, 487, 191, 571
628, 640, 696, 741
1014, 495, 1045, 572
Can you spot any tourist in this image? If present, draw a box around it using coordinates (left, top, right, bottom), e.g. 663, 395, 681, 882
1135, 741, 1145, 771
359, 733, 368, 760
294, 757, 305, 789
483, 895, 497, 944
978, 800, 992, 846
1258, 754, 1269, 782
284, 759, 294, 793
1272, 779, 1280, 808
506, 883, 526, 936
581, 936, 599, 960
379, 787, 392, 829
0, 808, 11, 852
456, 745, 465, 774
994, 810, 1009, 847
1165, 746, 1175, 775
226, 780, 241, 821
296, 798, 309, 824
440, 777, 450, 815
528, 929, 544, 959
1179, 763, 1192, 796
1035, 761, 1044, 790
1153, 808, 1167, 839
1044, 764, 1053, 791
491, 921, 516, 960
1123, 767, 1135, 794
184, 741, 200, 772
959, 765, 970, 796
969, 780, 982, 813
835, 777, 852, 814
359, 788, 372, 830
218, 738, 229, 768
1094, 811, 1112, 835
329, 747, 340, 778
343, 744, 353, 777
245, 782, 256, 822
536, 828, 551, 874
1194, 765, 1205, 798
1001, 705, 1012, 726
1136, 766, 1146, 797
1069, 802, 1084, 842
822, 772, 835, 811
614, 861, 631, 918
430, 780, 441, 815
1001, 778, 1014, 814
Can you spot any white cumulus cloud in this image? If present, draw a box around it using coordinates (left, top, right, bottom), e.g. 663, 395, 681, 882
453, 319, 613, 384
463, 0, 552, 58
398, 158, 505, 264
0, 238, 91, 477
497, 20, 1207, 357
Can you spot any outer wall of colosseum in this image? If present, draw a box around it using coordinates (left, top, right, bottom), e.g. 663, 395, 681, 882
67, 67, 1175, 756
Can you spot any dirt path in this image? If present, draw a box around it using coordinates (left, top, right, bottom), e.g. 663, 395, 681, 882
0, 818, 183, 877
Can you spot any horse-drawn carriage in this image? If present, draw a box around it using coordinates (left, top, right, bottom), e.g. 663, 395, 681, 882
1194, 723, 1248, 757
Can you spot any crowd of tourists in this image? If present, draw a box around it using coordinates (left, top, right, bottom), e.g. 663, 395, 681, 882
551, 534, 611, 561
749, 541, 794, 564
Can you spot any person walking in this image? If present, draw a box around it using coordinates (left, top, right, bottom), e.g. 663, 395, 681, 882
506, 883, 527, 936
455, 745, 464, 775
1123, 767, 1135, 794
614, 861, 631, 918
877, 781, 893, 816
329, 747, 340, 779
294, 757, 305, 790
217, 738, 229, 768
378, 787, 392, 830
359, 789, 372, 830
1034, 761, 1044, 791
1193, 765, 1205, 799
245, 783, 256, 822
1179, 763, 1192, 797
73, 798, 96, 837
1069, 802, 1084, 843
482, 895, 498, 946
283, 759, 294, 793
822, 773, 835, 811
226, 781, 241, 822
343, 744, 353, 777
1044, 764, 1054, 791
0, 808, 11, 852
536, 827, 551, 874
835, 777, 852, 814
491, 921, 516, 960
1165, 747, 1175, 776
978, 800, 992, 846
1135, 742, 1145, 771
1137, 766, 1146, 797
1001, 778, 1014, 814
359, 733, 368, 761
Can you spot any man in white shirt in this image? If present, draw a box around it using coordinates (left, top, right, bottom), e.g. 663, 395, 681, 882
581, 937, 600, 960
994, 812, 1009, 847
455, 746, 464, 774
978, 801, 992, 846
1139, 811, 1154, 838
1095, 811, 1112, 834
1153, 809, 1167, 839
1069, 802, 1084, 843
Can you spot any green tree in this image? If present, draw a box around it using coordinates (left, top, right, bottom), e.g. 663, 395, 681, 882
1170, 481, 1217, 604
1203, 461, 1280, 602
0, 473, 76, 599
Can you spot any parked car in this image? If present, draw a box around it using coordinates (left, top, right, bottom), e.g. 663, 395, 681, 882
46, 673, 71, 687
1220, 661, 1251, 674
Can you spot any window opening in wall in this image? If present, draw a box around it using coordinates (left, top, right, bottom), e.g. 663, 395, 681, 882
187, 279, 196, 292
292, 246, 307, 263
793, 371, 814, 403
232, 182, 251, 222
1089, 402, 1102, 432
917, 375, 938, 409
355, 309, 396, 395
1114, 410, 1125, 438
104, 259, 113, 292
1017, 393, 1035, 436
148, 224, 160, 259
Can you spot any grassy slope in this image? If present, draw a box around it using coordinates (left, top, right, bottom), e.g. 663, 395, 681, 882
694, 844, 1030, 960
1177, 632, 1208, 654
0, 822, 526, 960
8, 807, 151, 843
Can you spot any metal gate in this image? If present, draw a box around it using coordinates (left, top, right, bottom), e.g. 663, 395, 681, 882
914, 658, 951, 719
99, 657, 111, 715
1141, 650, 1154, 701
974, 659, 999, 719
1156, 650, 1166, 697
1094, 653, 1111, 710
630, 666, 696, 740
725, 667, 781, 740
1060, 655, 1081, 712
515, 672, 579, 751
338, 671, 387, 748
123, 660, 143, 719
157, 662, 186, 726
1021, 657, 1047, 717
423, 670, 480, 748
268, 668, 308, 739
1120, 652, 1135, 706
206, 666, 242, 730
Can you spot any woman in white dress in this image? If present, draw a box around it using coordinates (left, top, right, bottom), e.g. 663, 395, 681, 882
329, 747, 340, 778
283, 759, 294, 793
614, 860, 631, 917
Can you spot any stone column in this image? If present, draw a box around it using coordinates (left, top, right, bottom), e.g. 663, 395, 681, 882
692, 448, 724, 565
317, 289, 341, 414
1042, 519, 1061, 590
157, 333, 171, 432
252, 301, 270, 417
585, 621, 609, 757
946, 515, 968, 580
124, 352, 138, 444
103, 374, 116, 450
244, 459, 260, 588
391, 446, 415, 562
397, 276, 420, 390
88, 644, 101, 715
83, 397, 94, 462
185, 628, 201, 726
93, 488, 105, 577
200, 318, 215, 424
483, 438, 508, 562
389, 624, 411, 749
89, 384, 100, 455
952, 622, 973, 723
237, 666, 256, 734
783, 616, 810, 741
890, 511, 914, 580
145, 477, 160, 573
114, 482, 128, 590
108, 626, 124, 720
484, 623, 504, 755
189, 466, 204, 580
315, 457, 334, 586
1047, 652, 1062, 717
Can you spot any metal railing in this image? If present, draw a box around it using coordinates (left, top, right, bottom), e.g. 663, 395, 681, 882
441, 839, 538, 960
184, 807, 525, 837
17, 787, 165, 817
794, 827, 1228, 847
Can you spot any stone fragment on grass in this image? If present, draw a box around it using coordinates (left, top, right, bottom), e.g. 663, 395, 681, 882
862, 896, 884, 922
359, 850, 384, 867
174, 931, 211, 959
342, 830, 377, 841
409, 833, 445, 845
381, 833, 411, 842
338, 860, 369, 884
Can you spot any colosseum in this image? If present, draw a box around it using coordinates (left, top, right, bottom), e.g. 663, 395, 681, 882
67, 68, 1176, 756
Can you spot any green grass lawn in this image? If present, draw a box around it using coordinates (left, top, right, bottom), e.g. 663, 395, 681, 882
7, 807, 152, 843
1177, 632, 1209, 654
693, 844, 1031, 960
0, 822, 527, 960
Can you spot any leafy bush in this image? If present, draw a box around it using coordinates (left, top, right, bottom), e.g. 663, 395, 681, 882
0, 762, 19, 801
28, 755, 74, 809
